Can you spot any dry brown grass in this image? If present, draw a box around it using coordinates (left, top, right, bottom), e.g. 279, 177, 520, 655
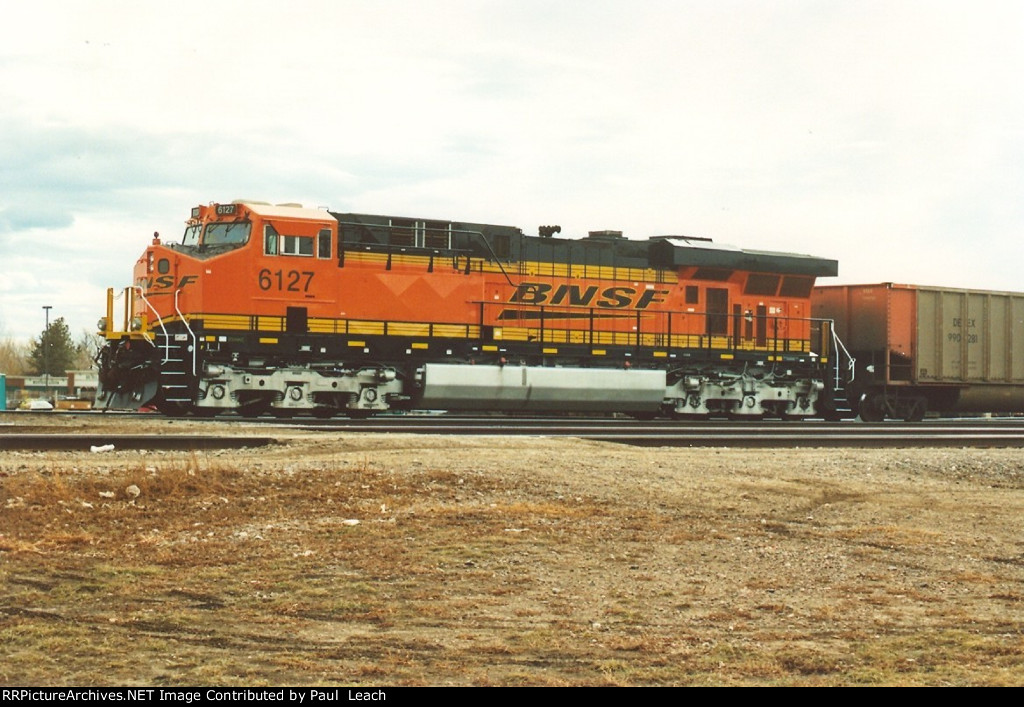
1, 416, 1024, 685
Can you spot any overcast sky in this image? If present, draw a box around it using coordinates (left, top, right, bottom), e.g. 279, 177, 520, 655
1, 0, 1021, 343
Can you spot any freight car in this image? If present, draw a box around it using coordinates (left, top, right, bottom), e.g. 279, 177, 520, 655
96, 200, 846, 419
812, 284, 1024, 421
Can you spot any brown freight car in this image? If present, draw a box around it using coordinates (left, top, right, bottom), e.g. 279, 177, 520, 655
812, 283, 1024, 420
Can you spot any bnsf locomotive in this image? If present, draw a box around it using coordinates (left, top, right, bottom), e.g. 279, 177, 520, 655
96, 200, 848, 419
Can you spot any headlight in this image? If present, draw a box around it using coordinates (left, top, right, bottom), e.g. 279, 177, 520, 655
130, 317, 144, 331
97, 317, 108, 332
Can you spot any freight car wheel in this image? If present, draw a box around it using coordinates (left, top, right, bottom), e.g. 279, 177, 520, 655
858, 394, 886, 422
902, 398, 927, 423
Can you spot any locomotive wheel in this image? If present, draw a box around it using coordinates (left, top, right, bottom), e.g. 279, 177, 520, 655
667, 407, 708, 418
154, 396, 189, 417
727, 412, 764, 421
727, 396, 763, 420
238, 399, 272, 419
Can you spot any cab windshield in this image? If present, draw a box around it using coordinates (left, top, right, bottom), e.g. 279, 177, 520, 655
203, 221, 251, 246
182, 224, 201, 246
178, 221, 252, 254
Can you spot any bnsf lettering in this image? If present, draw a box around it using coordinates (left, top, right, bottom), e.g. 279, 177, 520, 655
510, 282, 667, 309
596, 286, 634, 309
140, 275, 198, 291
635, 288, 667, 309
511, 283, 551, 304
554, 285, 599, 306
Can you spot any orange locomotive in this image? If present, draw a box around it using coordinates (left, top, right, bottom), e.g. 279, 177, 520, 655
96, 201, 842, 418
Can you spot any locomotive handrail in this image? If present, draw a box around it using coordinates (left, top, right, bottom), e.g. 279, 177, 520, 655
344, 241, 480, 278
131, 286, 165, 352
827, 321, 856, 388
470, 299, 827, 357
337, 221, 518, 287
457, 228, 517, 287
343, 241, 474, 257
174, 289, 198, 376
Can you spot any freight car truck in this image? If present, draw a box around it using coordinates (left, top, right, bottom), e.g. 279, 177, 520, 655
812, 283, 1024, 420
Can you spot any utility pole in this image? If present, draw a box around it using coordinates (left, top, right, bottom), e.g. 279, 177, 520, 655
42, 305, 52, 404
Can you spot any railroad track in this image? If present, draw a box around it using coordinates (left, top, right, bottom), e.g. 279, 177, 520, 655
288, 417, 1024, 447
0, 433, 278, 451
3, 414, 1023, 450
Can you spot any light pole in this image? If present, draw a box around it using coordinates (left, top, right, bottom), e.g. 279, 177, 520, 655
42, 305, 52, 405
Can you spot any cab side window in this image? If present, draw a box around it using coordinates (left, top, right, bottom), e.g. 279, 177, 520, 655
264, 224, 279, 255
318, 229, 331, 259
282, 235, 313, 256
265, 223, 322, 257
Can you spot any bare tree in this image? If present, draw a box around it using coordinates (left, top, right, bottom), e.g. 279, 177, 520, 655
0, 336, 30, 375
74, 329, 104, 370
